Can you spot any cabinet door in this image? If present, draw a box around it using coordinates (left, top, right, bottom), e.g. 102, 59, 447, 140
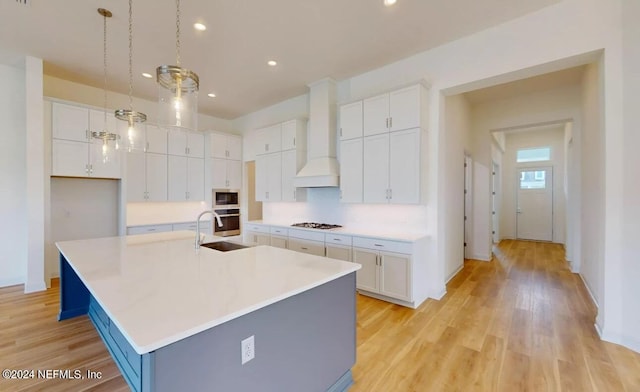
187, 157, 204, 201
52, 102, 89, 142
266, 124, 282, 153
389, 128, 421, 204
211, 158, 228, 188
363, 134, 390, 204
227, 159, 242, 190
167, 129, 188, 156
89, 109, 117, 137
389, 85, 421, 132
127, 224, 173, 235
339, 138, 363, 203
266, 153, 282, 201
281, 149, 297, 202
255, 155, 268, 202
126, 152, 147, 202
353, 248, 379, 293
52, 139, 89, 177
281, 120, 298, 151
247, 232, 270, 246
379, 251, 412, 301
89, 141, 121, 179
146, 153, 168, 202
270, 236, 288, 249
227, 135, 242, 160
210, 133, 228, 158
339, 101, 363, 140
288, 238, 325, 257
145, 125, 167, 154
168, 155, 188, 201
363, 93, 389, 137
326, 245, 352, 262
187, 132, 205, 158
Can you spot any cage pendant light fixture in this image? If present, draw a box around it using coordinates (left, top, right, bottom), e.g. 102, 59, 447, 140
115, 0, 147, 152
156, 0, 199, 131
92, 8, 120, 163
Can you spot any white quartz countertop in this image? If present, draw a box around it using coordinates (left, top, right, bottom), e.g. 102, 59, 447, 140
56, 231, 360, 355
246, 220, 429, 242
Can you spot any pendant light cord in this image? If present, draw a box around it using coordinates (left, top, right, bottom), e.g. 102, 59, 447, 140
128, 0, 133, 111
103, 11, 108, 128
176, 0, 181, 66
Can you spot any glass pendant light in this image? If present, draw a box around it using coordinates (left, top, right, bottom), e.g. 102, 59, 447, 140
92, 8, 120, 163
115, 0, 147, 152
156, 0, 199, 131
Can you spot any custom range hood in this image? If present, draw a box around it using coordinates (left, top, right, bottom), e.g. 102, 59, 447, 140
293, 78, 340, 187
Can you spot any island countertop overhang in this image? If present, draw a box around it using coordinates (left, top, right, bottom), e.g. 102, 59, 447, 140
56, 231, 360, 355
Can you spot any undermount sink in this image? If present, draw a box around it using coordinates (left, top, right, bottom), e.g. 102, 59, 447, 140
200, 241, 249, 252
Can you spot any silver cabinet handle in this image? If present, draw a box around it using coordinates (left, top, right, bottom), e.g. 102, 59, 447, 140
389, 117, 393, 128
385, 118, 389, 128
374, 244, 384, 247
145, 142, 149, 152
389, 189, 392, 200
293, 137, 296, 146
301, 247, 308, 250
333, 238, 342, 242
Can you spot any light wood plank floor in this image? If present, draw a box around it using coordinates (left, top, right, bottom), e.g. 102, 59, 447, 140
1, 240, 639, 391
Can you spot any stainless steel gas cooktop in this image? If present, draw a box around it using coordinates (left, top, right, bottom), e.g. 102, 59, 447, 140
291, 222, 343, 230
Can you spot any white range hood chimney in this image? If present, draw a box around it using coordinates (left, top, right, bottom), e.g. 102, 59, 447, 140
293, 78, 340, 187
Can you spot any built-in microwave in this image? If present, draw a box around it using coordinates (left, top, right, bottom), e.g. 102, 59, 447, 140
213, 189, 240, 209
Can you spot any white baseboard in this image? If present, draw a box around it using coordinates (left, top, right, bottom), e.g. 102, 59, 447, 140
430, 287, 447, 300
468, 253, 491, 262
0, 276, 24, 288
578, 273, 599, 308
445, 264, 464, 283
24, 279, 47, 293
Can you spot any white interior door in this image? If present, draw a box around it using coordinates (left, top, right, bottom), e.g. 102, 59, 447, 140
516, 167, 553, 241
492, 162, 499, 244
464, 156, 472, 258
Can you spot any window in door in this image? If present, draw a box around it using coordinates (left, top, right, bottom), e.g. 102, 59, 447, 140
520, 170, 546, 189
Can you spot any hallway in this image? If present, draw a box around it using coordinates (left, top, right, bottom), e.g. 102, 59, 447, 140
351, 240, 640, 391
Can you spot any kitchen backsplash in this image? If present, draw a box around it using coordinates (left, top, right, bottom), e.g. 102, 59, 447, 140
262, 188, 429, 233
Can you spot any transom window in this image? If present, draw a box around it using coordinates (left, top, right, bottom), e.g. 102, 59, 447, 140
517, 147, 551, 163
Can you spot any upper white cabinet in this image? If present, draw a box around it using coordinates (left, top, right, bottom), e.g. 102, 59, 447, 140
254, 119, 307, 202
339, 83, 427, 205
167, 129, 205, 158
145, 124, 168, 154
168, 156, 204, 201
339, 101, 363, 141
126, 152, 168, 202
363, 84, 425, 137
210, 133, 242, 160
51, 102, 121, 179
210, 132, 242, 189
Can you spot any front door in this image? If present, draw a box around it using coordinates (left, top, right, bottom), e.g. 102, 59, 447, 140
516, 167, 553, 241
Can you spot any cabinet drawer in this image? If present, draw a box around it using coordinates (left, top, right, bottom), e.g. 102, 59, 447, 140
325, 233, 352, 246
89, 297, 110, 330
109, 321, 142, 377
270, 226, 289, 236
288, 228, 325, 242
173, 221, 210, 232
288, 238, 325, 257
127, 224, 173, 235
246, 224, 269, 233
352, 237, 412, 254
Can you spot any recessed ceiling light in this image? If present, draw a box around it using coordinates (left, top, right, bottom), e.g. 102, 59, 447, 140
384, 0, 397, 6
207, 93, 216, 98
267, 60, 277, 67
141, 72, 153, 78
194, 23, 206, 31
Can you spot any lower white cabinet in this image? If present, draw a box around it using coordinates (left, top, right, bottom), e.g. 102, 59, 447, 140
172, 221, 210, 233
246, 231, 270, 245
270, 236, 288, 249
288, 238, 325, 257
326, 245, 352, 262
126, 224, 173, 235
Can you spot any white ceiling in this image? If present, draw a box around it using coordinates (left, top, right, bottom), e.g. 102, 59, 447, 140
0, 0, 559, 119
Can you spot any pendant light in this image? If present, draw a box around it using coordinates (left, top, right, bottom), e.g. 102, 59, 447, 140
115, 0, 147, 152
92, 8, 120, 163
156, 0, 199, 131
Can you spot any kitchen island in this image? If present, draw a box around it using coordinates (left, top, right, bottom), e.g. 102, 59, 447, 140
57, 231, 360, 392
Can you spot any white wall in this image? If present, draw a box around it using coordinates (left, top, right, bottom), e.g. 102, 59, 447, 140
442, 94, 472, 276
501, 127, 566, 243
0, 62, 27, 287
580, 61, 605, 324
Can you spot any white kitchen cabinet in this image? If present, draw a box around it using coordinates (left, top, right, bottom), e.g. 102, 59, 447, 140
172, 221, 210, 232
353, 247, 412, 302
281, 119, 306, 151
245, 224, 270, 245
281, 149, 303, 202
288, 238, 325, 257
270, 236, 288, 249
210, 132, 242, 160
256, 124, 282, 155
51, 103, 121, 179
353, 248, 379, 293
339, 101, 363, 141
339, 138, 363, 203
363, 84, 425, 137
168, 156, 204, 201
363, 128, 422, 204
145, 124, 168, 154
363, 134, 390, 203
126, 224, 173, 235
167, 129, 205, 158
255, 153, 282, 202
326, 245, 352, 262
126, 152, 168, 202
211, 158, 228, 188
